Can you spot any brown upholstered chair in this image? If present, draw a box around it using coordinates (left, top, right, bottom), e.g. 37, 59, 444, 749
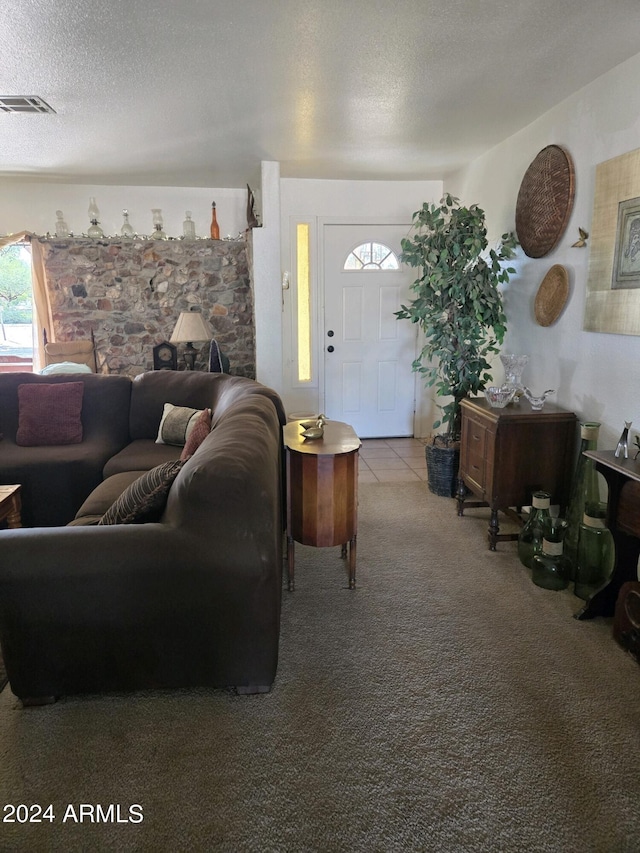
43, 329, 97, 372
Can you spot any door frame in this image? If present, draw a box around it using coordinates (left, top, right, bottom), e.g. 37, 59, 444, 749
318, 217, 419, 436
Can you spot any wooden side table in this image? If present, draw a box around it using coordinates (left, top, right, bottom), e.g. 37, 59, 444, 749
0, 484, 22, 528
457, 397, 576, 549
284, 420, 361, 591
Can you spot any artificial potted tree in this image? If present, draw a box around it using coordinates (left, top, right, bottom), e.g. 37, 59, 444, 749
395, 194, 517, 496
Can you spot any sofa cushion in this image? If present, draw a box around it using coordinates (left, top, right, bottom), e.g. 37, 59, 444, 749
156, 403, 204, 447
75, 471, 148, 518
180, 408, 212, 460
103, 440, 181, 478
71, 471, 149, 526
98, 459, 184, 525
16, 381, 84, 446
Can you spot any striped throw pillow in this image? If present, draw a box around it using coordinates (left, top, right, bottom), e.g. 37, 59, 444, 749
98, 460, 184, 525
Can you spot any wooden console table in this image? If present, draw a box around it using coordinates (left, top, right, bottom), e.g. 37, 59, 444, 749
575, 450, 640, 619
457, 397, 576, 549
284, 420, 361, 591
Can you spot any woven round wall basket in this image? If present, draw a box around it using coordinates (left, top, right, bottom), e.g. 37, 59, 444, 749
515, 145, 575, 258
534, 264, 569, 326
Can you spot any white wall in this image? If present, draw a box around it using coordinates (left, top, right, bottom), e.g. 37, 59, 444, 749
0, 182, 247, 241
446, 51, 640, 452
251, 161, 283, 392
280, 178, 442, 427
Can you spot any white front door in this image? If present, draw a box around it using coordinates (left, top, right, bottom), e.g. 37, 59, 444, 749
323, 224, 417, 438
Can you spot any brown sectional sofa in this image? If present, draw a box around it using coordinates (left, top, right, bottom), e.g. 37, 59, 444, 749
0, 372, 132, 528
0, 370, 286, 702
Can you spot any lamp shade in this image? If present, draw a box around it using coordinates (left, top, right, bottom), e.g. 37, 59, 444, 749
170, 311, 211, 343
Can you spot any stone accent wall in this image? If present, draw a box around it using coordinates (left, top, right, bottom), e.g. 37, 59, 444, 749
38, 236, 255, 377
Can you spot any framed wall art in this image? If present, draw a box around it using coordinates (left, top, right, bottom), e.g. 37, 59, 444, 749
611, 196, 640, 289
584, 147, 640, 334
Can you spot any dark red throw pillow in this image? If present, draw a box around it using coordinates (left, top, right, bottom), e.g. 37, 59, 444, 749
16, 381, 84, 446
180, 408, 212, 461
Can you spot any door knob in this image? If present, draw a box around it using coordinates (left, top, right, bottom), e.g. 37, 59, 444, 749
327, 345, 335, 353
327, 330, 335, 337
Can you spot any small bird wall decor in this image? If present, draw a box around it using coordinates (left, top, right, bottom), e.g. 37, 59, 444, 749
572, 227, 589, 248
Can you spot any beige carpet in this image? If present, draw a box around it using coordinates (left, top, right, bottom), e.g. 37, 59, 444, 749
0, 481, 639, 852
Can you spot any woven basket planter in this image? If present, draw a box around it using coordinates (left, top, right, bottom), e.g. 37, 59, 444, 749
425, 442, 460, 498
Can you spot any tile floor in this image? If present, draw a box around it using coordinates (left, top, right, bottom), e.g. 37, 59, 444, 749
358, 438, 427, 483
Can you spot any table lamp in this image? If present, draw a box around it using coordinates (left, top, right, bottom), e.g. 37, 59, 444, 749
170, 311, 211, 370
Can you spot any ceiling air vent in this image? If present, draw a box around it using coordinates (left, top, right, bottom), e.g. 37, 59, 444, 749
0, 96, 56, 114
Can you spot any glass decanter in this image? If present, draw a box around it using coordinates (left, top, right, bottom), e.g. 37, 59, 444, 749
121, 209, 135, 238
150, 208, 166, 240
183, 211, 196, 241
500, 353, 529, 395
54, 210, 69, 238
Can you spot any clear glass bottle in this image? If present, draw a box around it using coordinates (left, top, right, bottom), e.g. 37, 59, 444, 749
518, 491, 552, 569
87, 197, 104, 238
565, 422, 603, 576
532, 517, 571, 591
575, 511, 615, 600
183, 211, 196, 241
121, 209, 135, 238
54, 210, 69, 237
210, 201, 220, 239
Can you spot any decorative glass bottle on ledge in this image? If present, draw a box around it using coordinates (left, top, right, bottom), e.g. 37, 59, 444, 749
87, 197, 104, 238
210, 201, 220, 239
150, 208, 166, 240
54, 210, 69, 237
121, 209, 135, 238
517, 491, 551, 569
183, 211, 196, 241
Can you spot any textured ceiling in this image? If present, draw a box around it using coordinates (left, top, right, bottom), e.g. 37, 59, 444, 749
1, 0, 640, 188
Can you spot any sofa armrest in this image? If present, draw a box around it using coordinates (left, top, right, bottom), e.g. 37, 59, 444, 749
0, 523, 281, 699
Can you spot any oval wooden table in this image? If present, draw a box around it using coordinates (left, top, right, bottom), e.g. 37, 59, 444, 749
283, 420, 361, 591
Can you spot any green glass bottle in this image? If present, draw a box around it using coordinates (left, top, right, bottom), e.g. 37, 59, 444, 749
565, 422, 603, 576
517, 491, 551, 569
575, 511, 615, 600
532, 517, 571, 591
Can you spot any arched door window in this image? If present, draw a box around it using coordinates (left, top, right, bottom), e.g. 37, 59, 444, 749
343, 241, 399, 270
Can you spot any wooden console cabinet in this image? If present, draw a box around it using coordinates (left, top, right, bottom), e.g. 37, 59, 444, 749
457, 397, 577, 549
576, 450, 640, 619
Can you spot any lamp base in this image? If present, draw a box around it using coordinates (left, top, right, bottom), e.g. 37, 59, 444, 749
183, 342, 197, 370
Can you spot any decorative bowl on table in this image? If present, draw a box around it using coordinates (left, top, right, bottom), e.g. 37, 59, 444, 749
484, 385, 516, 408
523, 387, 555, 411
